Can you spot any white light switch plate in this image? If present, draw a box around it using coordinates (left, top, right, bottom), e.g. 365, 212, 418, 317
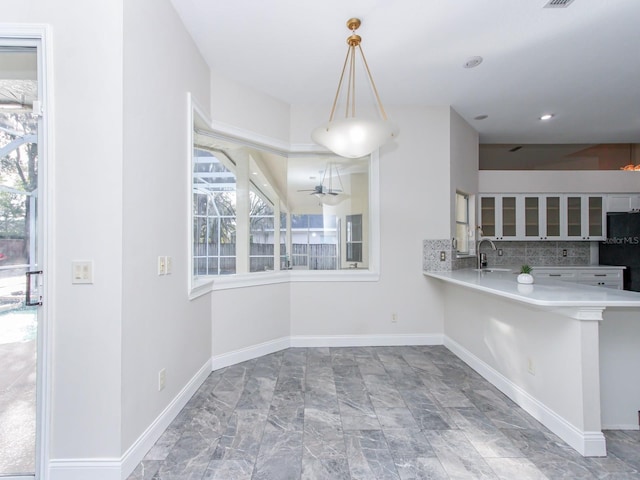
157, 256, 166, 275
72, 261, 93, 284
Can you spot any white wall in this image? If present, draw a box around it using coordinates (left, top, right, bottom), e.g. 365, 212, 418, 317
3, 0, 125, 461
289, 106, 451, 338
450, 108, 479, 239
480, 170, 640, 193
211, 70, 291, 143
211, 283, 290, 359
208, 75, 293, 358
204, 98, 459, 349
121, 0, 212, 451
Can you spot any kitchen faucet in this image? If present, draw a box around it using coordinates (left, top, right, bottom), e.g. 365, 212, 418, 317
477, 237, 497, 270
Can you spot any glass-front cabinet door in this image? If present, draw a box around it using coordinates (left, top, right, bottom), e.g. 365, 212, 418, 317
566, 195, 583, 238
543, 195, 562, 238
587, 196, 604, 238
501, 196, 517, 238
524, 196, 540, 238
478, 195, 518, 240
523, 195, 563, 240
479, 196, 496, 237
564, 194, 605, 240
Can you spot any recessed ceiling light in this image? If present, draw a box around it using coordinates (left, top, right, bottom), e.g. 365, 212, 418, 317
464, 56, 483, 69
252, 171, 258, 175
474, 114, 489, 120
539, 113, 555, 121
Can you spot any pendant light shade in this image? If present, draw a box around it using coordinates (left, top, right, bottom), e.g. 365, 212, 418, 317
312, 117, 396, 159
312, 18, 397, 158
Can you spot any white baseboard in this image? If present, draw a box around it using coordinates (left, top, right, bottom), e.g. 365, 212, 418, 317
120, 358, 212, 478
48, 459, 121, 480
211, 336, 290, 370
290, 333, 443, 348
444, 335, 606, 457
209, 334, 443, 369
49, 358, 213, 480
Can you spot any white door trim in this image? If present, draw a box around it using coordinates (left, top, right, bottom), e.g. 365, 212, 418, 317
0, 23, 54, 480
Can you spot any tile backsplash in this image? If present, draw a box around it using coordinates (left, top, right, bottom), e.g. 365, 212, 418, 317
423, 239, 591, 272
423, 239, 475, 271
480, 241, 590, 267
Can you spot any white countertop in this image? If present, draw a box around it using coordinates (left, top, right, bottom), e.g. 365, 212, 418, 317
424, 268, 640, 308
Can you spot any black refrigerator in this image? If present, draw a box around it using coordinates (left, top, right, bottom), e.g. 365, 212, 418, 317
599, 211, 640, 292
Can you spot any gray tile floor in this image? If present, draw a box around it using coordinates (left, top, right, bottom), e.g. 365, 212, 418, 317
128, 346, 640, 479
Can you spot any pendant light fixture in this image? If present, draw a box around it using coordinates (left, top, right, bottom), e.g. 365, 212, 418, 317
311, 18, 397, 159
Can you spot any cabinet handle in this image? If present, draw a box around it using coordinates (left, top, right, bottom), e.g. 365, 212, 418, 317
594, 274, 606, 277
549, 274, 562, 277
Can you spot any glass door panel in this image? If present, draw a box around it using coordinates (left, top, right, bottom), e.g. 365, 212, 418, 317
501, 196, 517, 237
545, 196, 561, 237
0, 46, 38, 476
588, 196, 603, 237
524, 196, 539, 237
567, 196, 582, 237
480, 197, 495, 237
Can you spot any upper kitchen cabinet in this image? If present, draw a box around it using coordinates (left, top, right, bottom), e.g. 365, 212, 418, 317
607, 194, 640, 212
565, 195, 605, 240
479, 193, 605, 241
479, 195, 518, 240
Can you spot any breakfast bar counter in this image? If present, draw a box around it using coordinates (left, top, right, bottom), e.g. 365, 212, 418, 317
425, 268, 640, 458
424, 268, 640, 309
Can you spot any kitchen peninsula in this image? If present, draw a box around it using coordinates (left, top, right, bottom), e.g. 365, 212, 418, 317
425, 268, 640, 457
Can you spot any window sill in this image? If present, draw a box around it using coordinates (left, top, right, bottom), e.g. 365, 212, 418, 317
189, 268, 380, 296
288, 269, 379, 283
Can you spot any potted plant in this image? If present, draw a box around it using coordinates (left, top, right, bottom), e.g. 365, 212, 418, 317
517, 265, 534, 284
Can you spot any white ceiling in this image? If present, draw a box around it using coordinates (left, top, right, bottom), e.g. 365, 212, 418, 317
170, 0, 640, 144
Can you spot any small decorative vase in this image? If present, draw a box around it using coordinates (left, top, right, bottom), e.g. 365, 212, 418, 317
517, 273, 534, 284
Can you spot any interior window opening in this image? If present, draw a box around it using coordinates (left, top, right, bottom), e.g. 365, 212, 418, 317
190, 107, 376, 290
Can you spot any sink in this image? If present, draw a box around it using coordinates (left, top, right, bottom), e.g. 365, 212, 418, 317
473, 268, 512, 273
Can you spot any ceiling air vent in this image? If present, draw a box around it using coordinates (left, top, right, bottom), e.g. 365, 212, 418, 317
544, 0, 575, 8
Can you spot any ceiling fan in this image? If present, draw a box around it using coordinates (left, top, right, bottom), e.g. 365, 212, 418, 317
299, 184, 340, 196
298, 162, 344, 197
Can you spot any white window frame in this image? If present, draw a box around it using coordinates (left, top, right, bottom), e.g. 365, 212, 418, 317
249, 187, 275, 272
187, 94, 380, 298
455, 191, 471, 256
